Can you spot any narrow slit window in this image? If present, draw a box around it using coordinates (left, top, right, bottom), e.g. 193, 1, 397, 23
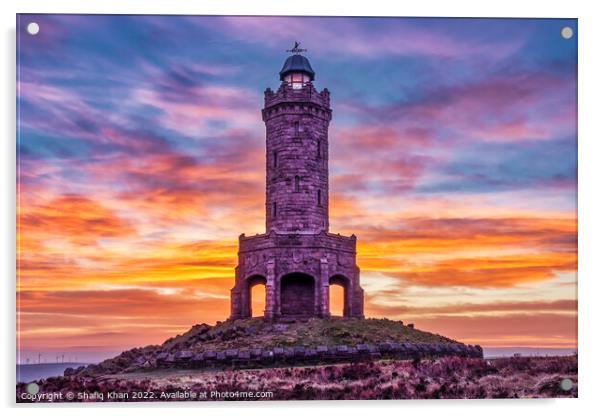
317, 189, 322, 206
317, 141, 321, 159
295, 175, 300, 192
273, 151, 277, 167
294, 121, 300, 137
273, 202, 277, 218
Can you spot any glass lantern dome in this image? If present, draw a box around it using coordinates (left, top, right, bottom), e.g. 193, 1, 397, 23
279, 54, 315, 89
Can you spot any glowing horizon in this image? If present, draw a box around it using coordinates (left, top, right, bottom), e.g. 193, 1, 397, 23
17, 15, 577, 361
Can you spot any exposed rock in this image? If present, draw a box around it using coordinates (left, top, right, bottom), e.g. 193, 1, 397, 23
274, 323, 289, 332
304, 348, 317, 358
316, 345, 328, 354
225, 349, 238, 358
336, 345, 348, 353
176, 351, 193, 361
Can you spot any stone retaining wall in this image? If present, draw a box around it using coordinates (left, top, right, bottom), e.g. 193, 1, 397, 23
153, 342, 483, 370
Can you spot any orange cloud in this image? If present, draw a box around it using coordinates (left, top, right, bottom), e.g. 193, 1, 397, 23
17, 237, 239, 292
385, 253, 575, 287
19, 194, 135, 247
364, 299, 577, 316
355, 216, 576, 287
16, 201, 577, 351
408, 313, 577, 348
18, 288, 230, 350
73, 134, 266, 227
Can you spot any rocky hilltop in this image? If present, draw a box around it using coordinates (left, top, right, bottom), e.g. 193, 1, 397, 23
65, 318, 481, 377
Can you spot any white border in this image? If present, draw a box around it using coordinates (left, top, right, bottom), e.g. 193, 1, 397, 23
2, 0, 601, 415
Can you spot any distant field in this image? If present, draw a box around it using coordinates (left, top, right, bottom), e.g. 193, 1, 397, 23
483, 347, 577, 358
17, 363, 88, 383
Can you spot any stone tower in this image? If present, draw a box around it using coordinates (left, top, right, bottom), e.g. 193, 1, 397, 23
229, 50, 364, 321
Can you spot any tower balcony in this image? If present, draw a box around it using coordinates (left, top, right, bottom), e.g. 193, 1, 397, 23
238, 230, 356, 254
263, 82, 331, 112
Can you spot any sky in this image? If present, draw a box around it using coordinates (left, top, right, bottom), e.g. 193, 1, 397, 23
16, 15, 577, 363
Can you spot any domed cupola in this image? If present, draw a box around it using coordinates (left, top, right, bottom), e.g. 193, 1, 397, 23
279, 45, 315, 89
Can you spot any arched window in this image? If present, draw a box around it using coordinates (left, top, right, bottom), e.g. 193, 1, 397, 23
246, 275, 267, 318
295, 175, 300, 192
251, 284, 266, 317
329, 284, 344, 317
329, 275, 349, 317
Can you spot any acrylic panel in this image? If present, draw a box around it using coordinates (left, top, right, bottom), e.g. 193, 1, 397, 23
16, 14, 578, 402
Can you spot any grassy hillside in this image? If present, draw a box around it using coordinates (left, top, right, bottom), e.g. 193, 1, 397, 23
162, 317, 458, 352
64, 318, 460, 377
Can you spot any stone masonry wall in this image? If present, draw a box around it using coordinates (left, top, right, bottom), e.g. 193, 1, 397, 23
152, 342, 484, 371
263, 82, 331, 234
231, 232, 363, 320
67, 341, 483, 376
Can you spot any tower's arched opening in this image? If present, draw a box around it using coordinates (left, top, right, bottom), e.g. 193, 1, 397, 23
329, 275, 349, 317
246, 275, 267, 317
280, 273, 315, 317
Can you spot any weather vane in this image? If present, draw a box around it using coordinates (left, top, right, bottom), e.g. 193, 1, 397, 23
286, 41, 307, 54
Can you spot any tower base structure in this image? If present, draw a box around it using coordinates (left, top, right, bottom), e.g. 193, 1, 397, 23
230, 231, 364, 320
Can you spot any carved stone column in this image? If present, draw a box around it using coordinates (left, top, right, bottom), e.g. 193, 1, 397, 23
265, 259, 276, 319
320, 257, 330, 317
230, 287, 242, 319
